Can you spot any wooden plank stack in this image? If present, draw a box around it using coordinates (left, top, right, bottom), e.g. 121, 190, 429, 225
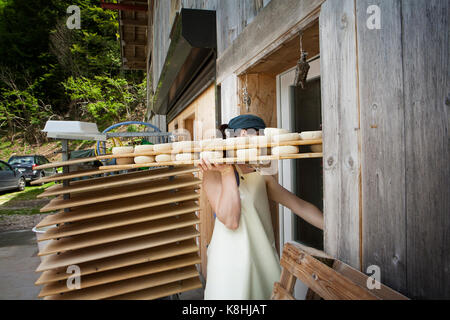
33, 165, 203, 300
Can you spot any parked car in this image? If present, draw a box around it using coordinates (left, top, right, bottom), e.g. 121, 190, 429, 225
0, 160, 25, 192
7, 155, 57, 184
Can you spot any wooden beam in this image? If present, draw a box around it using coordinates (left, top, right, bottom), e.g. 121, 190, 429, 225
120, 19, 148, 27
280, 242, 380, 300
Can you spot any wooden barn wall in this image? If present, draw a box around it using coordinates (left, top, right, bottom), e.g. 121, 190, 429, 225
320, 0, 449, 299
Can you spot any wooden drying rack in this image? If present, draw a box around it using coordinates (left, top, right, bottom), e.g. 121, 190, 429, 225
33, 139, 323, 172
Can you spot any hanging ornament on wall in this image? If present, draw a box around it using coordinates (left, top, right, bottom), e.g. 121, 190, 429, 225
294, 32, 310, 89
242, 73, 252, 112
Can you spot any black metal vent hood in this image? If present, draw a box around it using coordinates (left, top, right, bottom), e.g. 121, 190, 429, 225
152, 8, 216, 116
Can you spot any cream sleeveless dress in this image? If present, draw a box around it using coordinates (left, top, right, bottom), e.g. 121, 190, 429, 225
204, 165, 282, 300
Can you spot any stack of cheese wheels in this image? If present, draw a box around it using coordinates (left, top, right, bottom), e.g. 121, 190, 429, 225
153, 143, 173, 163
133, 145, 155, 164
225, 137, 248, 157
250, 135, 269, 147
269, 130, 300, 156
112, 146, 134, 165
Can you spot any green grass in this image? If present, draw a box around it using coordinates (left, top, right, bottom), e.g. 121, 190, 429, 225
0, 208, 42, 216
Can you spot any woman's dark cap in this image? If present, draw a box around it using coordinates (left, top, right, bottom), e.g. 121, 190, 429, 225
227, 114, 267, 130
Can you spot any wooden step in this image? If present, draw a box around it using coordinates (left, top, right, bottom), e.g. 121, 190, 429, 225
40, 176, 201, 212
108, 277, 203, 300
35, 239, 199, 285
36, 190, 200, 227
39, 201, 200, 240
36, 226, 200, 272
38, 253, 201, 297
44, 266, 199, 300
38, 213, 200, 256
38, 166, 198, 197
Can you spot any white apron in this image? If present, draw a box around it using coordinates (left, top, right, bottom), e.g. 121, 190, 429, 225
204, 165, 281, 300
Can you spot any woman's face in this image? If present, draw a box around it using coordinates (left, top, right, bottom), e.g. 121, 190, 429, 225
238, 128, 260, 137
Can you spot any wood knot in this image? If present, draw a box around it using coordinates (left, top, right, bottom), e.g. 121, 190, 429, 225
327, 157, 334, 167
312, 273, 318, 281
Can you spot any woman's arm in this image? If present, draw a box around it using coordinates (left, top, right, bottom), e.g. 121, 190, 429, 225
198, 159, 241, 230
263, 175, 324, 230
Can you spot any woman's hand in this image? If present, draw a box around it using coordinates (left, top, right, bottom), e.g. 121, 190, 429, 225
197, 158, 234, 175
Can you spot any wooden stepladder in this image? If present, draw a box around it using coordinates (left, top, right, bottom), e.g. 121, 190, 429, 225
271, 242, 409, 300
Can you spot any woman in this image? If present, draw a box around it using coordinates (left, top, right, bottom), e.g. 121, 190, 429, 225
198, 114, 324, 300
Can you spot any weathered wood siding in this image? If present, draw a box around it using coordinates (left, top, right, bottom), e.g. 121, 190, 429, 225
321, 0, 449, 299
320, 0, 361, 270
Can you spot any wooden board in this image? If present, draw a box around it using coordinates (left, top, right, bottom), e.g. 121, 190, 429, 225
320, 0, 361, 269
38, 253, 201, 297
38, 166, 198, 198
40, 176, 201, 212
35, 239, 199, 285
30, 167, 123, 185
99, 153, 324, 170
38, 213, 200, 256
356, 0, 407, 293
107, 277, 202, 300
35, 156, 100, 170
39, 202, 200, 240
44, 266, 199, 300
36, 190, 200, 227
36, 226, 200, 272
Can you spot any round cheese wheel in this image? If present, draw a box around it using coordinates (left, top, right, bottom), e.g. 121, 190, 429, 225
264, 128, 290, 138
299, 131, 322, 140
134, 156, 155, 164
200, 151, 223, 160
225, 149, 236, 157
225, 136, 248, 146
249, 135, 269, 147
112, 146, 134, 154
172, 141, 195, 152
153, 143, 172, 153
155, 154, 173, 163
200, 138, 224, 149
236, 148, 260, 159
175, 153, 199, 161
310, 144, 323, 153
271, 146, 299, 156
134, 145, 154, 154
272, 133, 301, 143
116, 157, 134, 165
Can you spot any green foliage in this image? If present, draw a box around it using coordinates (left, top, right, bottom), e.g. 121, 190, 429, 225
0, 0, 146, 144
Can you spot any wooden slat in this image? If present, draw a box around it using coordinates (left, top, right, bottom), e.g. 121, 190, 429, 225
121, 19, 148, 26
30, 167, 122, 185
271, 282, 295, 300
35, 156, 99, 170
38, 166, 198, 198
38, 253, 200, 297
99, 153, 324, 170
39, 202, 199, 240
332, 260, 408, 300
320, 0, 361, 269
356, 0, 407, 293
44, 266, 199, 300
35, 239, 198, 285
40, 176, 200, 212
36, 226, 200, 272
36, 190, 200, 227
280, 242, 379, 300
38, 213, 200, 256
108, 277, 202, 300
